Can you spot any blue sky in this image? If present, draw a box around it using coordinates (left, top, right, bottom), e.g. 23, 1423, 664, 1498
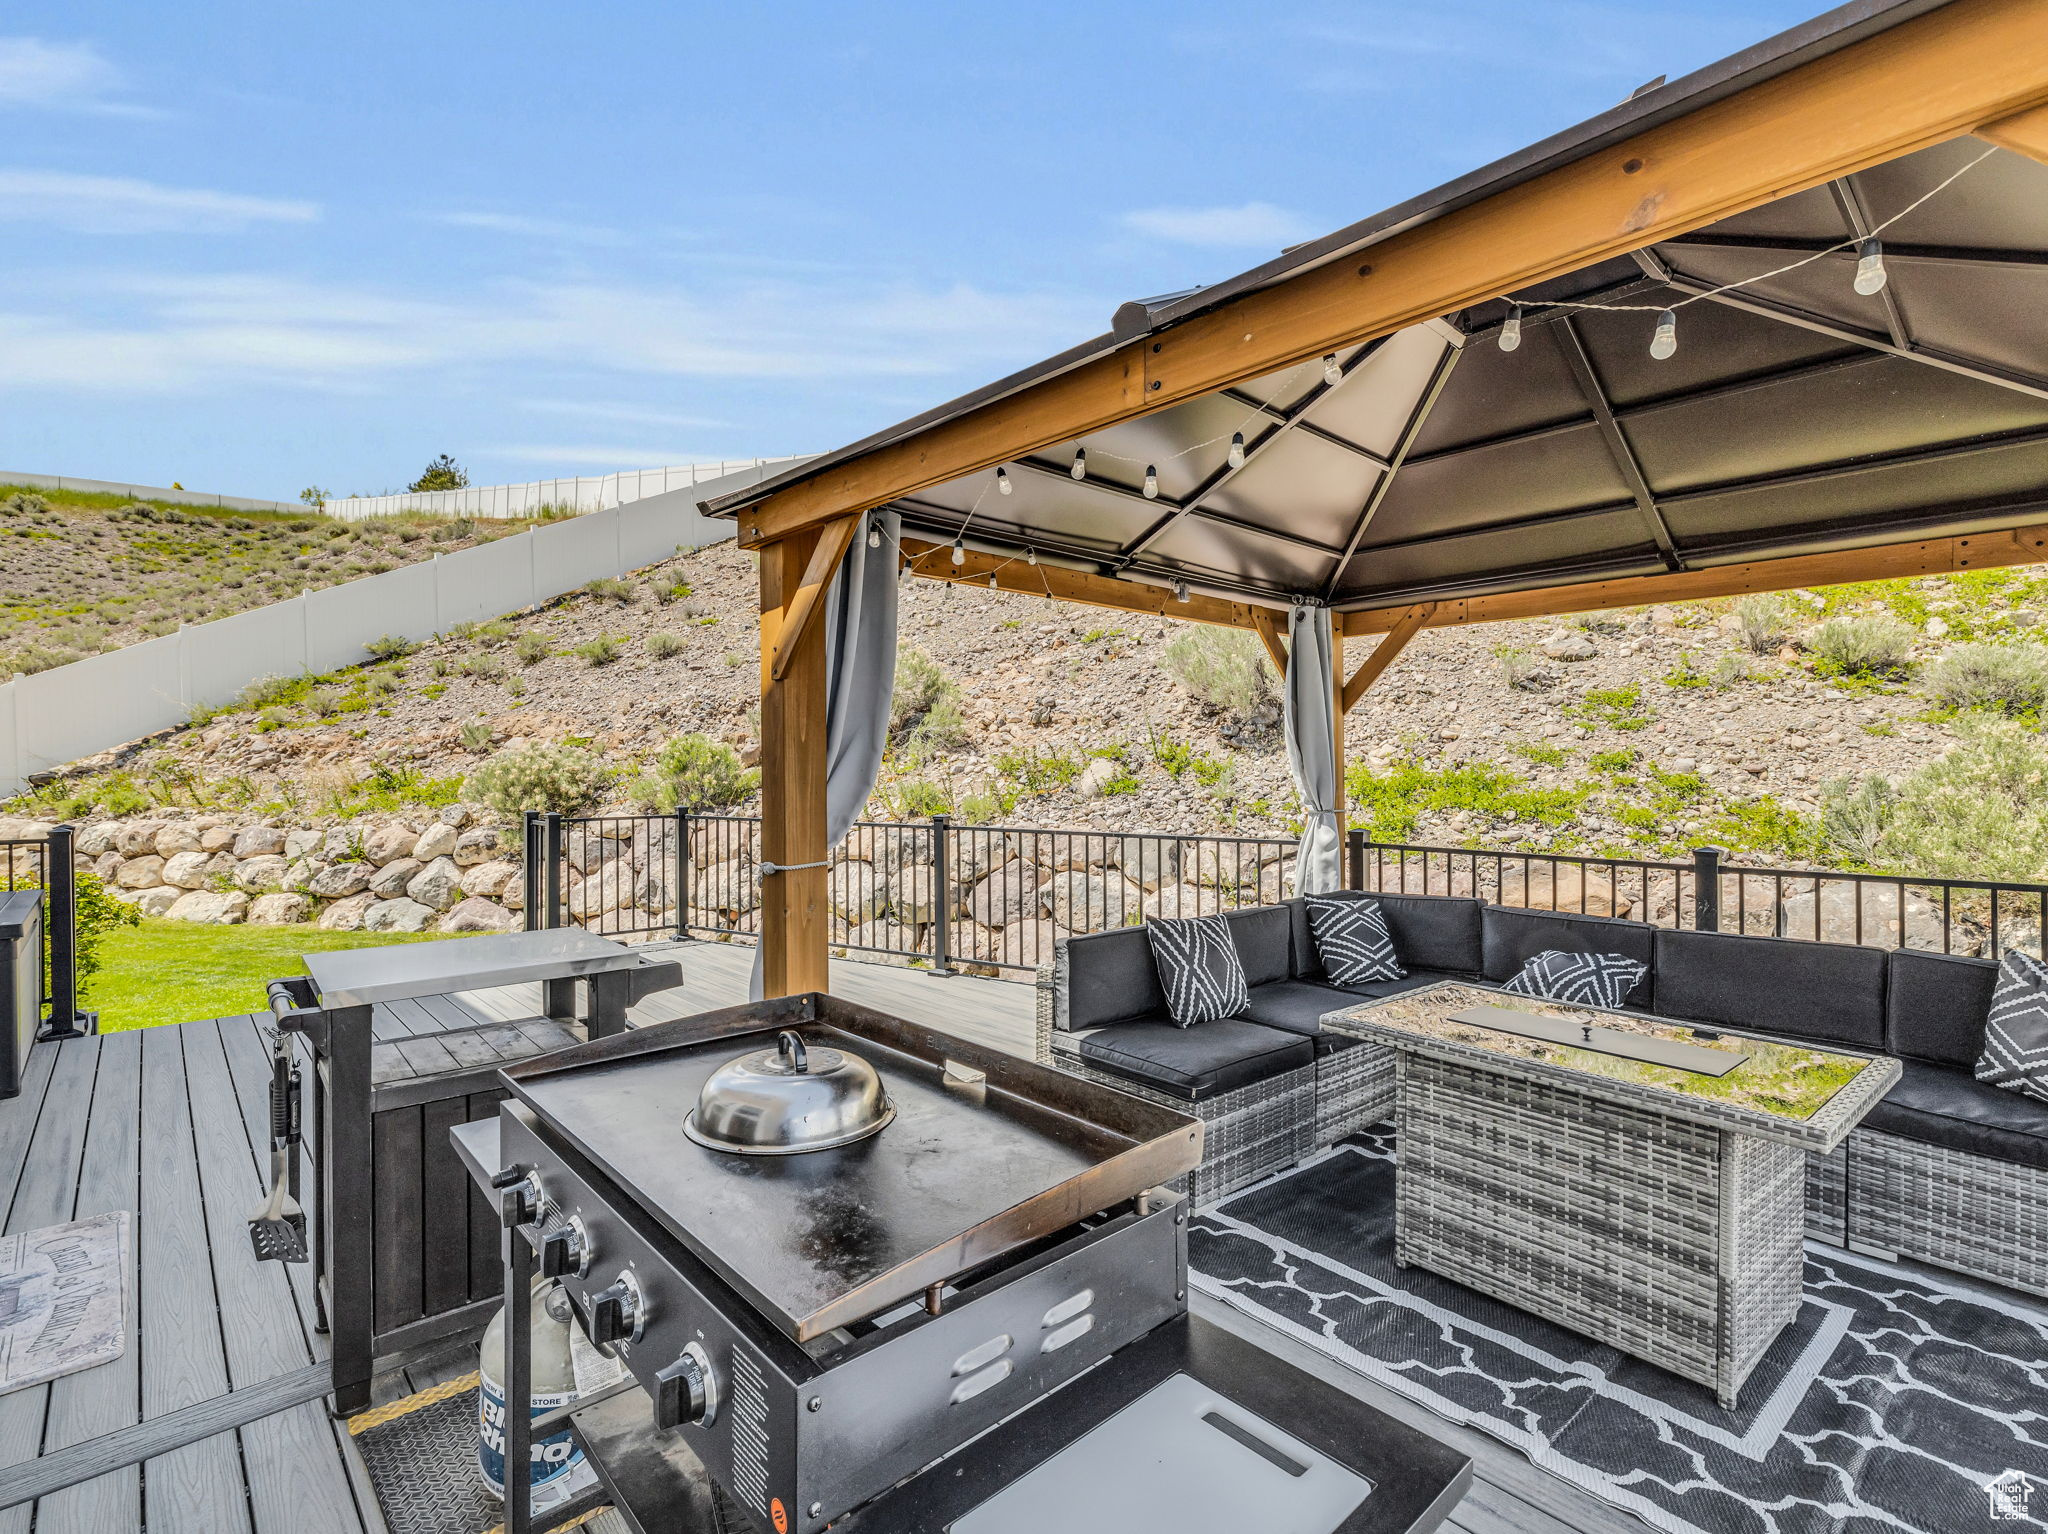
2, 1, 1818, 501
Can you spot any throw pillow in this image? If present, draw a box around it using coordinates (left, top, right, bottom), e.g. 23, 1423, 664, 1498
1305, 894, 1405, 985
1500, 949, 1649, 1011
1144, 913, 1250, 1027
1977, 950, 2048, 1104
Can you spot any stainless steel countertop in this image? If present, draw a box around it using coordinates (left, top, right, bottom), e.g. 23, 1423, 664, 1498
302, 928, 637, 1006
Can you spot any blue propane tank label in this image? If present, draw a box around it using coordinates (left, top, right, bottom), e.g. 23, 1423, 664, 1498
478, 1363, 581, 1500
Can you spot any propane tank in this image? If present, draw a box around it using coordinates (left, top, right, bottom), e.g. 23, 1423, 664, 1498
478, 1279, 619, 1508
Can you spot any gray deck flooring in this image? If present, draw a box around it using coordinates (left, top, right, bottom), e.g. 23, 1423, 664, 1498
0, 938, 1650, 1533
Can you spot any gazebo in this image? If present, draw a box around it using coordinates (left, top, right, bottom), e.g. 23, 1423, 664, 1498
703, 0, 2048, 999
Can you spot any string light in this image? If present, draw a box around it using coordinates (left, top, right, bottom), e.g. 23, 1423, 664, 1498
987, 572, 998, 588
951, 537, 965, 566
1650, 308, 1678, 361
1172, 579, 1190, 603
996, 465, 1012, 495
1321, 353, 1343, 386
1025, 548, 1037, 565
1142, 465, 1159, 499
1228, 432, 1245, 469
1070, 448, 1087, 480
1499, 304, 1523, 353
866, 525, 881, 548
1853, 238, 1888, 296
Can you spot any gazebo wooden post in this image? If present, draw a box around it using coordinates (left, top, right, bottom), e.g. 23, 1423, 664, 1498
757, 528, 831, 997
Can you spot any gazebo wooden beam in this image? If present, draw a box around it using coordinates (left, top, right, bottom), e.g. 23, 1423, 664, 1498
1341, 604, 1435, 712
1340, 524, 2048, 635
1981, 101, 2048, 162
737, 0, 2048, 548
767, 513, 859, 682
1250, 609, 1289, 675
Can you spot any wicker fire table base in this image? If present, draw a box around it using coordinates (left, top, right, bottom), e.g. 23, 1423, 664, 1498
1395, 1054, 1806, 1408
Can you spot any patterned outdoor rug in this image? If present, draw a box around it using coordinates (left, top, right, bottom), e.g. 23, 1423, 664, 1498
1189, 1130, 2048, 1534
0, 1211, 129, 1396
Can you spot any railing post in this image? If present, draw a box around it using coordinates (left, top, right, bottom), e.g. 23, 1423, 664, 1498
1692, 845, 1725, 933
542, 813, 572, 1020
673, 808, 691, 941
930, 814, 956, 976
1345, 827, 1366, 892
39, 823, 87, 1039
520, 811, 542, 931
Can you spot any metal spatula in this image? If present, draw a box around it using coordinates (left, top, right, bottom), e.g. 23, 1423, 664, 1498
248, 1145, 308, 1262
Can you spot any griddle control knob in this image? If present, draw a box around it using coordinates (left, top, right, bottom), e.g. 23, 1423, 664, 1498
540, 1216, 590, 1280
492, 1167, 542, 1229
654, 1342, 718, 1430
588, 1271, 646, 1347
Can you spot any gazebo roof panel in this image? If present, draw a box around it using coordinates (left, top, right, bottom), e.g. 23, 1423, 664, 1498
1145, 514, 1339, 590
1335, 508, 1666, 606
1870, 134, 2048, 247
1886, 264, 2048, 382
1193, 429, 1382, 544
1564, 276, 1844, 408
1297, 326, 1457, 460
1366, 426, 1635, 541
1405, 319, 1591, 456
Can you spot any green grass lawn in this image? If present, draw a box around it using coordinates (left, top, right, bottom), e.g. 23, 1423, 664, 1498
91, 920, 461, 1032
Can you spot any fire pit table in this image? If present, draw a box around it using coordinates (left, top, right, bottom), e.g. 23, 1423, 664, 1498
1326, 981, 1901, 1408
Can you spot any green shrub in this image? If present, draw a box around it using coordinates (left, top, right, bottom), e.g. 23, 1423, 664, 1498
890, 647, 970, 763
459, 720, 495, 753
1735, 593, 1794, 654
466, 741, 611, 819
459, 653, 506, 682
304, 685, 342, 717
1807, 613, 1915, 680
1565, 683, 1651, 732
363, 633, 418, 662
885, 778, 951, 817
1494, 644, 1539, 690
573, 636, 623, 668
1827, 718, 2048, 881
1923, 642, 2048, 716
583, 576, 635, 604
646, 632, 686, 659
1818, 775, 1896, 868
515, 632, 550, 667
628, 733, 758, 813
1344, 756, 1588, 841
1162, 628, 1272, 721
1510, 741, 1570, 767
71, 872, 135, 998
994, 746, 1084, 794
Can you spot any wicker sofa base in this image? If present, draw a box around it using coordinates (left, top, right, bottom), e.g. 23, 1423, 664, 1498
1842, 1129, 2048, 1298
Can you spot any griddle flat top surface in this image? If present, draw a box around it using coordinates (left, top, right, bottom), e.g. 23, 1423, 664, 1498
512, 1021, 1162, 1339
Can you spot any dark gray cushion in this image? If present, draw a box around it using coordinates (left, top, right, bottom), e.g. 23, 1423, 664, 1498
1286, 892, 1482, 979
1482, 906, 1656, 1009
1887, 949, 1999, 1070
1222, 906, 1293, 988
1237, 974, 1466, 1039
1651, 928, 1887, 1049
1056, 926, 1165, 1031
1074, 1015, 1314, 1101
1865, 1059, 2048, 1172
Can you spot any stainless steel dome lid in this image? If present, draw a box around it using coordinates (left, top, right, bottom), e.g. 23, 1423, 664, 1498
683, 1030, 895, 1156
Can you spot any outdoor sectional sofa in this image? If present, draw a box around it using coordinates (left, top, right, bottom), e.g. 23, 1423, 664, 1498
1035, 891, 2048, 1301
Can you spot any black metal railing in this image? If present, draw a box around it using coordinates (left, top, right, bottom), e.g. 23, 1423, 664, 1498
1, 825, 85, 1035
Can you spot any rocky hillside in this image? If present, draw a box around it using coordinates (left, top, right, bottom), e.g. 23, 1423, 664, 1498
0, 483, 544, 675
12, 531, 2048, 891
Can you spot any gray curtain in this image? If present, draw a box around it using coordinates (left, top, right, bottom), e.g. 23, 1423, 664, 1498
1282, 601, 1342, 895
751, 508, 900, 998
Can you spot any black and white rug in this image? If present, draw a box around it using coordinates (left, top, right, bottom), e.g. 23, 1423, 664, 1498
1189, 1130, 2048, 1534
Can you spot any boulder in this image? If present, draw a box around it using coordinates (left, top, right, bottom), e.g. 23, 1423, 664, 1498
114, 822, 163, 856
1541, 628, 1597, 662
567, 834, 621, 874
233, 855, 290, 893
369, 857, 422, 899
438, 804, 473, 830
232, 825, 288, 858
830, 863, 885, 924
412, 822, 460, 861
693, 860, 759, 915
453, 827, 500, 867
364, 897, 435, 933
283, 857, 320, 892
76, 823, 122, 858
631, 867, 674, 916
441, 897, 519, 934
1046, 871, 1141, 931
307, 862, 372, 899
199, 824, 238, 853
167, 890, 249, 924
946, 835, 1006, 889
406, 856, 464, 911
1777, 882, 1946, 950
1143, 881, 1228, 920
92, 850, 124, 884
965, 868, 1039, 928
161, 851, 214, 890
323, 827, 360, 859
461, 860, 520, 902
284, 828, 324, 859
1114, 838, 1179, 891
888, 864, 938, 926
873, 831, 931, 878
1190, 842, 1262, 891
363, 825, 416, 865
134, 886, 183, 918
1075, 758, 1120, 799
1003, 920, 1077, 969
317, 893, 375, 931
568, 866, 629, 919
249, 892, 313, 925
1497, 864, 1633, 918
115, 854, 165, 890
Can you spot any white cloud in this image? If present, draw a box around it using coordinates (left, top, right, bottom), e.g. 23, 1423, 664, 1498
0, 38, 153, 116
432, 211, 631, 247
0, 171, 319, 234
1119, 201, 1317, 250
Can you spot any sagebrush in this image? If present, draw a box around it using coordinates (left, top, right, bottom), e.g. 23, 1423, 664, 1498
466, 742, 611, 819
1162, 628, 1272, 721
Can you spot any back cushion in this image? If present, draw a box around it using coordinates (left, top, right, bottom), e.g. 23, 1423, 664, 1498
1056, 926, 1165, 1030
1483, 907, 1656, 1010
1651, 929, 1887, 1049
1285, 890, 1481, 977
1222, 906, 1293, 988
1887, 948, 1999, 1069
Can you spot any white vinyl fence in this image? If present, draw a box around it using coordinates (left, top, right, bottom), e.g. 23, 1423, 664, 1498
0, 459, 802, 797
1, 471, 300, 514
323, 458, 802, 522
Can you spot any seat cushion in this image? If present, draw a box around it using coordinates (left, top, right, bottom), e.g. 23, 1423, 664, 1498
1652, 928, 1887, 1049
1221, 905, 1293, 988
1055, 926, 1165, 1031
1286, 892, 1482, 979
1074, 1015, 1314, 1101
1146, 913, 1250, 1027
1482, 906, 1656, 1009
1237, 974, 1465, 1038
1887, 948, 1998, 1070
1864, 1059, 2048, 1173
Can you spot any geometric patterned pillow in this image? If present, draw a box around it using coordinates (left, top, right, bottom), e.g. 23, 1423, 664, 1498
1144, 912, 1250, 1027
1500, 949, 1648, 1011
1304, 894, 1405, 985
1977, 950, 2048, 1104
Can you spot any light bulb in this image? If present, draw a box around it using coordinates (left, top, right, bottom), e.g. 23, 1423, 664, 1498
1025, 548, 1037, 565
1070, 448, 1087, 480
1650, 308, 1678, 361
866, 525, 881, 549
1853, 237, 1888, 296
1172, 579, 1190, 603
950, 538, 965, 566
897, 559, 908, 582
1499, 304, 1523, 353
987, 572, 997, 588
1322, 353, 1343, 386
996, 465, 1012, 495
1142, 465, 1159, 499
1227, 431, 1245, 469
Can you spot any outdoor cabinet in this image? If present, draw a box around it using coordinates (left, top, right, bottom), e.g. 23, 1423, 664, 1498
0, 892, 43, 1100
